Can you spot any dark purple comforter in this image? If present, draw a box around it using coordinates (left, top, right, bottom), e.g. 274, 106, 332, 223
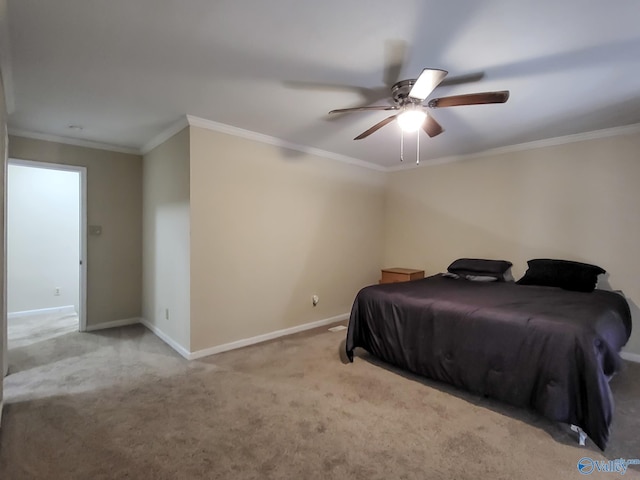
345, 274, 632, 450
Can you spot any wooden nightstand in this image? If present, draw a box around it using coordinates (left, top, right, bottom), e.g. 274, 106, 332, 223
380, 267, 425, 284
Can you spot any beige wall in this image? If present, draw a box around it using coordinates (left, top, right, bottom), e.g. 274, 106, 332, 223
384, 130, 640, 355
142, 128, 190, 350
8, 136, 142, 327
189, 127, 386, 351
1, 64, 7, 419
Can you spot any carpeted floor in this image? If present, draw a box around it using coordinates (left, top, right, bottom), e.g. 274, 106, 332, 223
0, 314, 639, 479
7, 313, 78, 349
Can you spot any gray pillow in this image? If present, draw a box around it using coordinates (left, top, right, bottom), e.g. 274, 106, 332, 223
443, 272, 498, 282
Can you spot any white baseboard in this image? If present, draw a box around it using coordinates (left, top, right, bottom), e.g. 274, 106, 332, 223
140, 313, 350, 361
139, 318, 191, 360
8, 305, 76, 319
620, 351, 640, 364
85, 317, 141, 332
188, 313, 350, 360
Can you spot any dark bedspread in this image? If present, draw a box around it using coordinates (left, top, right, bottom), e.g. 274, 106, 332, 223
345, 274, 632, 450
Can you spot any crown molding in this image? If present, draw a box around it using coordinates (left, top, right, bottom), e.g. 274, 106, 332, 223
185, 114, 387, 172
14, 116, 639, 173
8, 128, 140, 155
140, 116, 190, 155
387, 122, 640, 172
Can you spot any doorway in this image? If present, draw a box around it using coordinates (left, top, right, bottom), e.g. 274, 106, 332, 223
6, 159, 87, 347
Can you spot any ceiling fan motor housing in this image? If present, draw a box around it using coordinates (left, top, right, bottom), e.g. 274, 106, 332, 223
392, 80, 421, 106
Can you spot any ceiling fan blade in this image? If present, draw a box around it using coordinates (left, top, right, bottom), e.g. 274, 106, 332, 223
383, 39, 408, 87
329, 105, 398, 114
285, 81, 390, 106
354, 114, 398, 140
439, 71, 485, 87
422, 114, 444, 138
408, 68, 448, 101
428, 90, 510, 108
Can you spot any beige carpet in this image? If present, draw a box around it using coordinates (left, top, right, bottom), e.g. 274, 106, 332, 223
7, 312, 78, 348
1, 314, 639, 479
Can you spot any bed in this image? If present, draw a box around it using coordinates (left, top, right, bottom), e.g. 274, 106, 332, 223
345, 260, 632, 450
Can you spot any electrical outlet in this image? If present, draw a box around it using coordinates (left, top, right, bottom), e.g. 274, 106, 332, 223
89, 225, 103, 236
165, 308, 169, 320
54, 287, 61, 296
312, 295, 319, 306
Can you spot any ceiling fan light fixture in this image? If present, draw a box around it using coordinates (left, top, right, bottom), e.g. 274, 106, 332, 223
397, 109, 426, 132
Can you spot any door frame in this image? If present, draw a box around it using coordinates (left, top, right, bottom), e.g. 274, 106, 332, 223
7, 158, 88, 331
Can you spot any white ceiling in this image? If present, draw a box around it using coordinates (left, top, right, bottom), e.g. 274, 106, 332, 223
5, 0, 640, 168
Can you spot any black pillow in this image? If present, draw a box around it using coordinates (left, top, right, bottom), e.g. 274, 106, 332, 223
447, 258, 513, 281
516, 259, 605, 292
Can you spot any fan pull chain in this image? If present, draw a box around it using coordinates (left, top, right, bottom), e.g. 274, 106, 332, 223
400, 129, 404, 162
416, 130, 420, 165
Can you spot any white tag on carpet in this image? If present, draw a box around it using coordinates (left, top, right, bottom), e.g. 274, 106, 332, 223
328, 325, 347, 332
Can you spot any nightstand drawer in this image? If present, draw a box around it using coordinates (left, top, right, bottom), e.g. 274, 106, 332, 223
380, 268, 425, 284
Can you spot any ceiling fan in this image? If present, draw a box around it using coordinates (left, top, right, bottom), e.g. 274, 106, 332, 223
328, 68, 509, 141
